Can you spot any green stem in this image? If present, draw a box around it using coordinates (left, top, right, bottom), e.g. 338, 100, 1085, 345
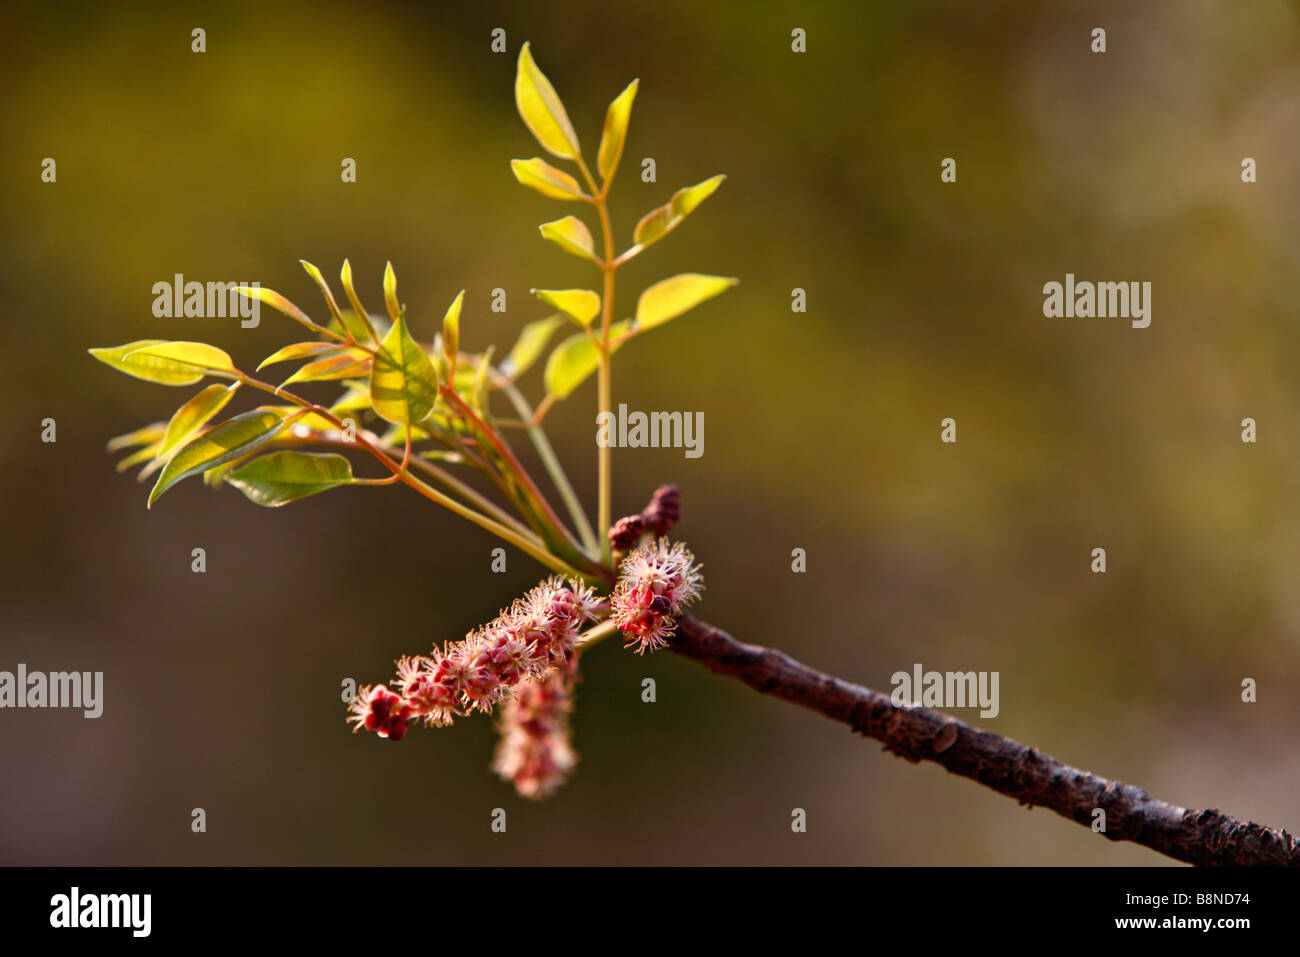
575, 156, 617, 566
575, 618, 619, 650
499, 380, 599, 556
233, 371, 587, 580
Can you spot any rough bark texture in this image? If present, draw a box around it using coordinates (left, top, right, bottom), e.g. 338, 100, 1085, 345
671, 614, 1300, 867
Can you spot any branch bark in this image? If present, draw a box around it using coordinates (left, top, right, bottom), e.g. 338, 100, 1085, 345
671, 614, 1300, 867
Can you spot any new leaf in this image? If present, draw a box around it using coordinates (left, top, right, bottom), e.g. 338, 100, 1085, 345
148, 408, 290, 507
225, 451, 353, 507
370, 313, 438, 425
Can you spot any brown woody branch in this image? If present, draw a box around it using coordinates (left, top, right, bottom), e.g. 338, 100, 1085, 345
671, 614, 1300, 867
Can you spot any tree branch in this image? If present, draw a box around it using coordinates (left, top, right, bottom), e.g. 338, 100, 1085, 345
671, 614, 1300, 867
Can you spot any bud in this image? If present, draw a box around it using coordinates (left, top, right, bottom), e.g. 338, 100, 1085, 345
642, 484, 681, 536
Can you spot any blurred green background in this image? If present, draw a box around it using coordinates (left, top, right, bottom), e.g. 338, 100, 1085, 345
1, 0, 1297, 865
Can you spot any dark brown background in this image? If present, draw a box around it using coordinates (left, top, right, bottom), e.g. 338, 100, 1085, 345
1, 0, 1297, 864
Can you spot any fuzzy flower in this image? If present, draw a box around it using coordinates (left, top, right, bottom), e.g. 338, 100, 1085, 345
493, 656, 579, 799
611, 540, 703, 654
348, 576, 600, 739
347, 684, 413, 741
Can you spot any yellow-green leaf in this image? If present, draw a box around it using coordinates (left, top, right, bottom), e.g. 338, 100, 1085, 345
299, 260, 343, 323
442, 290, 464, 363
107, 422, 166, 452
235, 286, 319, 330
539, 216, 599, 264
340, 259, 379, 344
632, 175, 726, 250
501, 315, 565, 378
635, 273, 737, 331
257, 341, 343, 370
597, 78, 638, 183
125, 341, 235, 376
90, 340, 212, 387
281, 349, 372, 386
515, 42, 580, 160
370, 313, 438, 425
330, 382, 373, 415
472, 346, 495, 409
329, 310, 389, 345
511, 158, 588, 201
225, 451, 353, 507
382, 261, 400, 324
116, 441, 163, 473
159, 383, 239, 457
90, 340, 236, 387
148, 408, 289, 507
532, 288, 600, 326
544, 320, 631, 400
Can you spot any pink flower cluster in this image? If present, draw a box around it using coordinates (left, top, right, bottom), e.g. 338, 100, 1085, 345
348, 576, 600, 738
610, 540, 704, 654
493, 655, 579, 799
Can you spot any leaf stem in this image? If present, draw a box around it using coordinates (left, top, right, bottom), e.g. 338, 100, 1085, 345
575, 156, 617, 566
439, 384, 579, 552
232, 371, 588, 580
498, 380, 601, 557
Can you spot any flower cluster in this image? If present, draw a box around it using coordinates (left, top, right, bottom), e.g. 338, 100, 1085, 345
348, 576, 600, 738
610, 540, 704, 654
493, 655, 579, 799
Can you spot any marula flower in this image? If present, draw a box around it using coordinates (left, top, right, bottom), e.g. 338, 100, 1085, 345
348, 684, 413, 741
611, 540, 703, 654
348, 576, 600, 738
493, 655, 580, 799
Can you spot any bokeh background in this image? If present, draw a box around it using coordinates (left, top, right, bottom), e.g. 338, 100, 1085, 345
1, 0, 1297, 865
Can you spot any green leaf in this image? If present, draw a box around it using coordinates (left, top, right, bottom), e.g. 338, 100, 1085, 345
544, 320, 631, 400
299, 260, 344, 323
539, 216, 599, 264
90, 339, 228, 387
597, 79, 638, 183
501, 315, 565, 378
124, 341, 235, 378
148, 408, 289, 507
224, 451, 353, 507
107, 422, 166, 452
328, 310, 390, 344
115, 441, 163, 473
330, 382, 373, 414
370, 313, 438, 425
382, 261, 400, 324
532, 288, 600, 326
515, 42, 581, 160
472, 346, 495, 409
511, 158, 588, 201
257, 341, 344, 370
281, 349, 372, 386
635, 273, 737, 330
339, 259, 379, 344
235, 286, 319, 330
159, 383, 239, 456
632, 175, 726, 251
442, 290, 464, 364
